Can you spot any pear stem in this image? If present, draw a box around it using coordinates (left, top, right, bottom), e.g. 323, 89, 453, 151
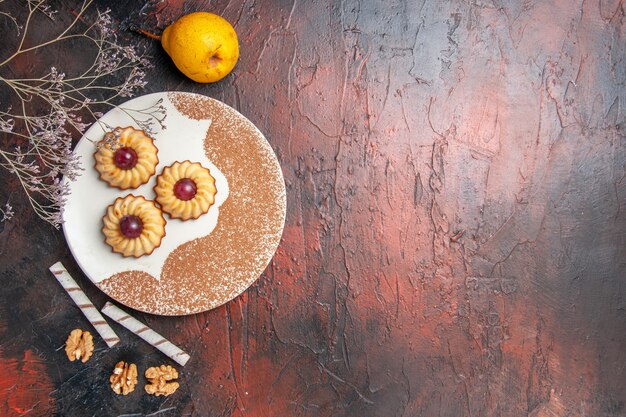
130, 25, 161, 41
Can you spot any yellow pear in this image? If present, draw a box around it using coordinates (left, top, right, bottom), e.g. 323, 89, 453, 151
161, 12, 239, 83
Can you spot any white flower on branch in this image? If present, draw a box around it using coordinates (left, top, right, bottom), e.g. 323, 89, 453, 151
28, 0, 57, 20
0, 202, 14, 222
0, 115, 14, 133
0, 0, 164, 228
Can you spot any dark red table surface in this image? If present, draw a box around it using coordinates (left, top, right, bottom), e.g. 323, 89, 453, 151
1, 0, 625, 416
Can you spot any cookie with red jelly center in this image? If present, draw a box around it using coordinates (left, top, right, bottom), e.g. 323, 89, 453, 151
154, 161, 217, 220
94, 127, 159, 189
102, 195, 166, 258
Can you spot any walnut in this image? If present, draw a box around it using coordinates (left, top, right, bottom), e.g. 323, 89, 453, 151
65, 329, 94, 363
145, 365, 180, 396
110, 361, 138, 395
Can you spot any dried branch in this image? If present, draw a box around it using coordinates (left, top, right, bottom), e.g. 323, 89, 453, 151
0, 0, 163, 228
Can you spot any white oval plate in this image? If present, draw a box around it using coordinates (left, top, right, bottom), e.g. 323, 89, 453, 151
62, 92, 286, 315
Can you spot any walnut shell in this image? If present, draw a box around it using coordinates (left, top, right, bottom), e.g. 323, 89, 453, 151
65, 329, 94, 363
110, 361, 138, 395
145, 365, 180, 396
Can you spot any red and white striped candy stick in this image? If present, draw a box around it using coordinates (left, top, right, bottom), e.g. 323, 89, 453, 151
49, 262, 120, 348
101, 302, 190, 366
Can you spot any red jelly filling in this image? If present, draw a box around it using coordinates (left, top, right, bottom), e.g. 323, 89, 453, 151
119, 215, 143, 238
173, 178, 197, 201
113, 147, 138, 170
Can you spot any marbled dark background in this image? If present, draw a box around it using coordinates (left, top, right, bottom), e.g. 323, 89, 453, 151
0, 0, 624, 416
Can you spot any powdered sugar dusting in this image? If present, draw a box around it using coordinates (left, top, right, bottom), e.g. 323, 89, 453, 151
97, 92, 286, 315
